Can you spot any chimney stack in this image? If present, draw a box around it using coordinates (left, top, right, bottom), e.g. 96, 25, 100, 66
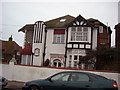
9, 35, 13, 41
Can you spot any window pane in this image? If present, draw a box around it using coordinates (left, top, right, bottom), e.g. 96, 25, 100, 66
71, 27, 76, 32
70, 73, 90, 81
83, 27, 88, 31
77, 27, 82, 32
69, 55, 72, 60
61, 35, 65, 43
70, 27, 89, 42
74, 61, 78, 68
53, 34, 65, 43
74, 55, 77, 60
51, 73, 70, 81
71, 33, 75, 41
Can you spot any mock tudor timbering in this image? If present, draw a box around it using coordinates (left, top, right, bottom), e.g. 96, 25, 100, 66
19, 15, 112, 69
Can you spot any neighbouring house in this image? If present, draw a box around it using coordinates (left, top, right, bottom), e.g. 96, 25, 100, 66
1, 36, 22, 64
21, 42, 33, 65
18, 24, 34, 47
18, 15, 112, 69
114, 23, 120, 49
87, 18, 112, 48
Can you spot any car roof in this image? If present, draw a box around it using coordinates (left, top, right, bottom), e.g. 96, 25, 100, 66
58, 71, 108, 80
59, 71, 92, 74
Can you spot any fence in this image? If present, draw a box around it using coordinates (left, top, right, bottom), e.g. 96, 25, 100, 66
1, 62, 120, 89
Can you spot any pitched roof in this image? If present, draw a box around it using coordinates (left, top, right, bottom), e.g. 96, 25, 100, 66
1, 40, 22, 54
18, 24, 34, 32
87, 18, 102, 27
18, 15, 112, 33
45, 15, 75, 28
87, 18, 112, 33
87, 18, 109, 27
18, 15, 75, 32
114, 23, 120, 29
22, 43, 32, 55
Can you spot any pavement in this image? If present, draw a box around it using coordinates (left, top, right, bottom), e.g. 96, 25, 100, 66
2, 81, 24, 90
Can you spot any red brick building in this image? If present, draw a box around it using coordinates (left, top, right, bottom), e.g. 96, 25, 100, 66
114, 23, 120, 49
0, 36, 22, 64
88, 18, 112, 48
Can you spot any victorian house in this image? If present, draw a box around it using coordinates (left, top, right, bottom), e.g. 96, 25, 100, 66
19, 15, 112, 69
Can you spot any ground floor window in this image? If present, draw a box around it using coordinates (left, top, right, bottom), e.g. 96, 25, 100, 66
68, 55, 83, 68
53, 59, 62, 67
50, 54, 64, 67
68, 54, 94, 69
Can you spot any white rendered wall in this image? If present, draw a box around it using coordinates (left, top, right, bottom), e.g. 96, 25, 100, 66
45, 29, 66, 60
32, 43, 44, 66
92, 28, 98, 49
32, 23, 46, 66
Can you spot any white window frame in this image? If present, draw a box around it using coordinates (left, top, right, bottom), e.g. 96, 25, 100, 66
68, 54, 84, 68
99, 26, 103, 33
70, 27, 90, 42
53, 34, 65, 44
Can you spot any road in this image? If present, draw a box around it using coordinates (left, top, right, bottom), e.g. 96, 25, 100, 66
2, 81, 24, 90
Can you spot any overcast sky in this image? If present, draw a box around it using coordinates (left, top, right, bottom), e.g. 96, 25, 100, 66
1, 0, 119, 47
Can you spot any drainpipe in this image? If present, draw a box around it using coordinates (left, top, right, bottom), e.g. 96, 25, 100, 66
64, 27, 69, 68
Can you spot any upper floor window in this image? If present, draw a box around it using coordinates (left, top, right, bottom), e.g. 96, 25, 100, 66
99, 26, 103, 33
71, 27, 88, 42
53, 29, 65, 44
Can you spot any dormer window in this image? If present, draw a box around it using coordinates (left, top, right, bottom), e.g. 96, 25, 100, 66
60, 19, 66, 22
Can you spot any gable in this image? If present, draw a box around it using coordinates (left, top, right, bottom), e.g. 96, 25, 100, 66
67, 15, 93, 27
88, 18, 112, 34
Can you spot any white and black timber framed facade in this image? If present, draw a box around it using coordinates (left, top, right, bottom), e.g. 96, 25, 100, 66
64, 15, 94, 68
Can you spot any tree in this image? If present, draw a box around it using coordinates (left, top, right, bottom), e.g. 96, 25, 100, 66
80, 46, 120, 71
94, 46, 120, 71
79, 50, 96, 64
78, 50, 96, 69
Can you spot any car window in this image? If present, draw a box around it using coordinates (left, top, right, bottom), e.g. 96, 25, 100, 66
51, 73, 70, 81
70, 73, 90, 82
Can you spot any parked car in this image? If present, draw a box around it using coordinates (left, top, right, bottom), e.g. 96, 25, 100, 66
22, 71, 118, 90
0, 76, 8, 88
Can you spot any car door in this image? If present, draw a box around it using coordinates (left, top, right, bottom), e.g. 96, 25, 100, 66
66, 72, 93, 90
45, 72, 71, 90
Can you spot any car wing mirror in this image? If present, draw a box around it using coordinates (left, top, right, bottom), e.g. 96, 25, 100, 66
48, 78, 53, 82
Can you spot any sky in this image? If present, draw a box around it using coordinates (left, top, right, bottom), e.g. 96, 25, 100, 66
0, 0, 119, 47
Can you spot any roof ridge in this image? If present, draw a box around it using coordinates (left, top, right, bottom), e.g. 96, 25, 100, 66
45, 15, 75, 23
